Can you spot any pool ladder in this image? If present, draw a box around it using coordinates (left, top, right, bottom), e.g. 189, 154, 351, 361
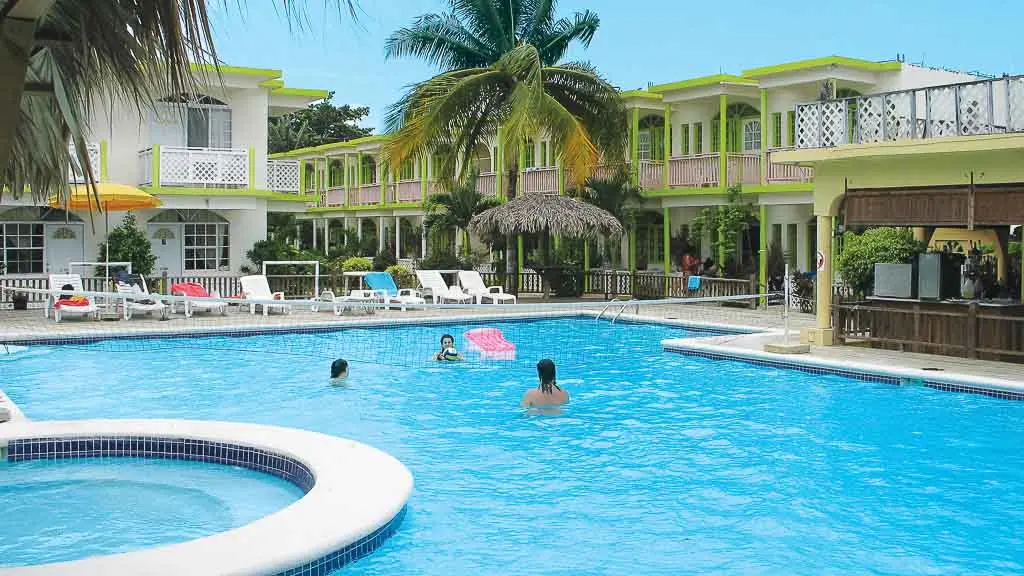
596, 298, 640, 323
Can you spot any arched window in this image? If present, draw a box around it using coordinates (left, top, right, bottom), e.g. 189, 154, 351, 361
151, 93, 232, 149
149, 210, 229, 271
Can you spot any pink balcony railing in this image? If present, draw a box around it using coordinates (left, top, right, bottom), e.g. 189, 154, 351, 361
347, 184, 380, 206
726, 154, 760, 186
396, 180, 422, 202
324, 186, 346, 207
521, 167, 558, 194
638, 160, 663, 189
767, 149, 814, 183
476, 172, 497, 197
668, 154, 719, 187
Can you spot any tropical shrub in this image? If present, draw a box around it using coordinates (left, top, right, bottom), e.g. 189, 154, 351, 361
97, 213, 157, 276
341, 256, 373, 272
372, 249, 397, 271
837, 227, 925, 295
385, 264, 416, 289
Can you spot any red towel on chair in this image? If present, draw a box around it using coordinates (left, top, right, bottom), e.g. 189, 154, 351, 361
55, 296, 90, 308
171, 282, 209, 298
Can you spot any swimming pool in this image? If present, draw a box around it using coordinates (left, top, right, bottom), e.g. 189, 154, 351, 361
4, 317, 1024, 574
0, 458, 303, 567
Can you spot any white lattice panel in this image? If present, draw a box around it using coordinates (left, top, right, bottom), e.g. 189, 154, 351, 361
957, 82, 993, 135
855, 96, 885, 144
138, 149, 153, 185
1008, 78, 1024, 132
926, 86, 957, 137
159, 146, 248, 187
267, 160, 300, 192
794, 104, 821, 148
819, 101, 847, 147
883, 92, 913, 141
68, 143, 100, 183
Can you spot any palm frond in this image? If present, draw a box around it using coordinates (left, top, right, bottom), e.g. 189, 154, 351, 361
384, 13, 495, 70
534, 10, 599, 65
448, 0, 513, 57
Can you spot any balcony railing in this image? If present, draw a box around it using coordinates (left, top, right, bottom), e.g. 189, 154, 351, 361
667, 154, 719, 187
324, 186, 347, 207
766, 149, 813, 182
68, 142, 101, 184
521, 167, 558, 194
139, 146, 248, 187
395, 180, 422, 203
267, 159, 300, 193
794, 75, 1024, 149
347, 184, 380, 206
638, 160, 663, 189
476, 172, 497, 197
726, 153, 760, 186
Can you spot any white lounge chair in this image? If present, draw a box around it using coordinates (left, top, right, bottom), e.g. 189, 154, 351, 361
240, 275, 293, 316
311, 289, 374, 316
458, 270, 517, 304
115, 278, 168, 320
415, 270, 474, 304
364, 272, 426, 311
169, 282, 228, 318
46, 274, 99, 322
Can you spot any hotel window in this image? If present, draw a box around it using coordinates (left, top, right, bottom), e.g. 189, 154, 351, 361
399, 159, 415, 181
680, 124, 690, 156
0, 223, 44, 274
742, 119, 761, 152
525, 139, 536, 168
184, 223, 230, 271
540, 141, 549, 167
787, 111, 796, 146
694, 123, 703, 154
772, 113, 782, 148
710, 120, 720, 153
151, 94, 231, 149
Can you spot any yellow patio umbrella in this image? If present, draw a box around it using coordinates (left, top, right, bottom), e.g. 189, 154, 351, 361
48, 184, 162, 278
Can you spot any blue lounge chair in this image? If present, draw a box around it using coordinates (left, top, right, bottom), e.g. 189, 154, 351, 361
364, 272, 426, 311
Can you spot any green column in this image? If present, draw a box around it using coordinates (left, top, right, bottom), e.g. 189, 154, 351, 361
420, 155, 428, 202
759, 88, 768, 185
298, 159, 305, 194
583, 242, 590, 292
495, 127, 504, 200
718, 94, 728, 189
662, 104, 671, 189
630, 107, 640, 185
151, 144, 161, 188
99, 140, 108, 181
248, 147, 256, 188
517, 235, 524, 290
663, 207, 671, 296
356, 152, 363, 187
759, 204, 768, 308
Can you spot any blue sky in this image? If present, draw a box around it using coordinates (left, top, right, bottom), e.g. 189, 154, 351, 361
210, 0, 1020, 132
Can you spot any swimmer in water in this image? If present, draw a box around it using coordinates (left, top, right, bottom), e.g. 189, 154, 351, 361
434, 333, 464, 361
330, 358, 349, 383
520, 359, 568, 408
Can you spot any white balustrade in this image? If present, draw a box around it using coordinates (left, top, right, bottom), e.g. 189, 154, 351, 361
267, 159, 300, 192
795, 75, 1024, 148
766, 150, 813, 183
69, 143, 101, 183
667, 154, 719, 187
476, 172, 497, 197
140, 146, 249, 187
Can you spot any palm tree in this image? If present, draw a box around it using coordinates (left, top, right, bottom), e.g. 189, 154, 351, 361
0, 0, 358, 202
382, 0, 627, 290
571, 172, 640, 267
268, 117, 312, 154
424, 172, 500, 256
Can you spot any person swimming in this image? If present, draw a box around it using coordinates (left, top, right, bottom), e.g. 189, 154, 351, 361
520, 359, 569, 408
434, 334, 463, 361
330, 359, 349, 382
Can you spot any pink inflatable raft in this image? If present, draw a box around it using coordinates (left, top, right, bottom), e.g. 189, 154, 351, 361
464, 327, 516, 360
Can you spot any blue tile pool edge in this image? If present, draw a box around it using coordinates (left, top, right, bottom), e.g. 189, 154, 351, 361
665, 344, 1024, 401
2, 435, 406, 574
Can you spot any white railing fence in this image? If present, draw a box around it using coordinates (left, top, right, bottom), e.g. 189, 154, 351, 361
151, 146, 249, 187
69, 143, 101, 184
267, 159, 300, 192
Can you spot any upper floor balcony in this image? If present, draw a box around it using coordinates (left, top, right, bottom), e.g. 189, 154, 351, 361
624, 154, 812, 190
137, 145, 301, 193
793, 75, 1024, 149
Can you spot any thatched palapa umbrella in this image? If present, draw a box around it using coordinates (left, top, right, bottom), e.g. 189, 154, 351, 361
469, 193, 624, 296
469, 193, 624, 239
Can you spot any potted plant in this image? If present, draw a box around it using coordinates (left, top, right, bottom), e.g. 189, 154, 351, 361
11, 291, 28, 310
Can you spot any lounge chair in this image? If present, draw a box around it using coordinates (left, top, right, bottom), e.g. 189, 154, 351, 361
115, 275, 168, 320
415, 270, 474, 304
364, 272, 425, 311
457, 270, 516, 304
170, 282, 228, 318
311, 289, 374, 316
46, 274, 99, 323
239, 275, 293, 316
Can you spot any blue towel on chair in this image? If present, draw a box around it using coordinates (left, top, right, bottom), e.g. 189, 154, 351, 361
687, 275, 701, 291
364, 272, 398, 297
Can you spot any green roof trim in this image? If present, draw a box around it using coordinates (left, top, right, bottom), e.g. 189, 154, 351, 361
272, 87, 331, 99
190, 63, 282, 79
269, 134, 390, 158
648, 74, 759, 93
742, 56, 902, 78
259, 79, 285, 89
620, 90, 663, 101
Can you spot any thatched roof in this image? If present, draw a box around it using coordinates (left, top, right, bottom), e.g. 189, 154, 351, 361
469, 193, 624, 239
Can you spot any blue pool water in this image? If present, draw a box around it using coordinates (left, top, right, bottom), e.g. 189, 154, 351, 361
0, 458, 303, 567
3, 318, 1024, 574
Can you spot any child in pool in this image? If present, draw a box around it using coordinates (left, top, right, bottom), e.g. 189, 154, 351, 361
330, 359, 349, 383
434, 333, 464, 361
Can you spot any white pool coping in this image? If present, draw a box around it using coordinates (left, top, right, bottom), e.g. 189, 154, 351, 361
0, 390, 25, 424
663, 333, 1024, 395
0, 419, 413, 576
